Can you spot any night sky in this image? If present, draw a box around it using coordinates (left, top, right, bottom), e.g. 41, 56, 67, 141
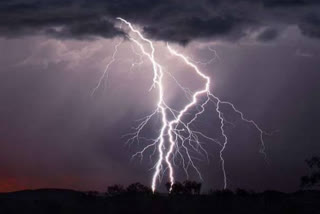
0, 0, 320, 193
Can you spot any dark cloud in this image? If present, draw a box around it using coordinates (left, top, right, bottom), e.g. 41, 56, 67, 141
298, 13, 320, 39
0, 0, 124, 39
143, 16, 251, 45
0, 0, 320, 43
257, 28, 279, 42
46, 19, 124, 40
262, 0, 320, 8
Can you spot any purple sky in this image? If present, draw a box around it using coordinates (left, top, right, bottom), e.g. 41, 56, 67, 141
0, 0, 320, 192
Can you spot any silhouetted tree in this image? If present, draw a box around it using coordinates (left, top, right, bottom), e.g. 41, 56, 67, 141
183, 180, 202, 194
126, 182, 152, 195
166, 181, 202, 195
165, 182, 171, 192
301, 156, 320, 188
194, 182, 202, 194
168, 182, 185, 194
106, 184, 125, 196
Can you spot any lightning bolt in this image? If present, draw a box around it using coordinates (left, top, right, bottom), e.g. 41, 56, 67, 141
91, 39, 123, 95
94, 18, 269, 192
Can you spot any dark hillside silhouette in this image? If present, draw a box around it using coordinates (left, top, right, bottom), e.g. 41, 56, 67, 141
1, 183, 319, 214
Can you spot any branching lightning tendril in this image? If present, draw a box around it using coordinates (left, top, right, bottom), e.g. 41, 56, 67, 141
92, 18, 269, 192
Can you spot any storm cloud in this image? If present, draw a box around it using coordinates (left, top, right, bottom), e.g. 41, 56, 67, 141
0, 0, 320, 43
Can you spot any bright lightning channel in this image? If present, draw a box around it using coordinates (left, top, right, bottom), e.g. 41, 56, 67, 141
92, 17, 269, 192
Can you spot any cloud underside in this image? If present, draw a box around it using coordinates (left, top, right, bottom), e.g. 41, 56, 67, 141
0, 0, 319, 44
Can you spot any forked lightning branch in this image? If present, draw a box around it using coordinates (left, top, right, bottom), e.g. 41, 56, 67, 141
93, 18, 268, 192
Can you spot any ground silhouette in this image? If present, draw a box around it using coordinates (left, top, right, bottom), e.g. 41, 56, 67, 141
0, 183, 319, 214
1, 157, 319, 214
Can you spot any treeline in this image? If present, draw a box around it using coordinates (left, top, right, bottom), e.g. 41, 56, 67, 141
101, 180, 202, 196
87, 180, 279, 198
